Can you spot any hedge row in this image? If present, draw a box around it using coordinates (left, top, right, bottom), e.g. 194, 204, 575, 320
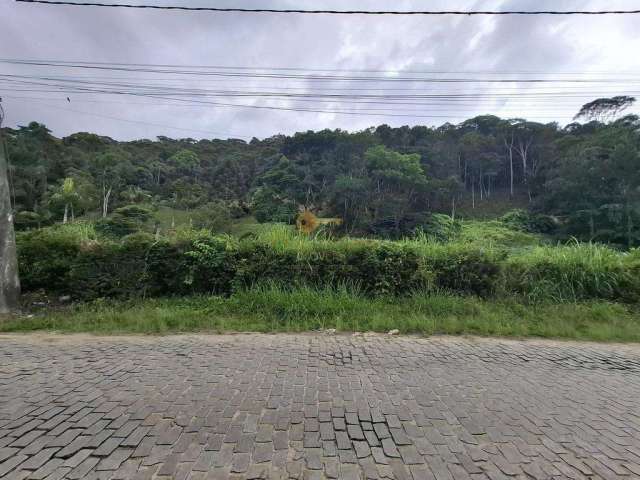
18, 228, 640, 302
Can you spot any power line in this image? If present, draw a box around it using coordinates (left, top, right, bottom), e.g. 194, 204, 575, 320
13, 1, 640, 15
6, 95, 578, 122
2, 60, 638, 83
4, 94, 588, 115
3, 58, 640, 76
5, 99, 252, 139
2, 76, 637, 118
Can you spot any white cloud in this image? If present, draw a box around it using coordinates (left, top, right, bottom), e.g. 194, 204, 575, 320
1, 0, 638, 140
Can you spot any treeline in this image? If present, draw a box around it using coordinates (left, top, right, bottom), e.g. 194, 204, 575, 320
4, 105, 640, 245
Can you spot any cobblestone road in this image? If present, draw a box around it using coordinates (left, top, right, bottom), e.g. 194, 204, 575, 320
1, 333, 640, 479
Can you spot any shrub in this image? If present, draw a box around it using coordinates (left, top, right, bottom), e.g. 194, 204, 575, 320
417, 242, 503, 297
15, 224, 640, 302
14, 211, 43, 230
16, 223, 96, 292
418, 213, 462, 242
95, 205, 153, 238
500, 209, 557, 234
189, 201, 232, 232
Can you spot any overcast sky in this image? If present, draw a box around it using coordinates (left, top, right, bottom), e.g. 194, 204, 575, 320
1, 0, 639, 141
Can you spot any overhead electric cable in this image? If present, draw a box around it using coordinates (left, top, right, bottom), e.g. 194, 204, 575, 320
1, 61, 637, 83
9, 100, 252, 138
13, 1, 640, 15
3, 58, 640, 76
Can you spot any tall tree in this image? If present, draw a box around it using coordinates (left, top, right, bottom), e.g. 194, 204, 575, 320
574, 96, 636, 123
365, 145, 428, 235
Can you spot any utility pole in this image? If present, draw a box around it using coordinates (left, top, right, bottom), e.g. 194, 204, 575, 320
0, 99, 20, 314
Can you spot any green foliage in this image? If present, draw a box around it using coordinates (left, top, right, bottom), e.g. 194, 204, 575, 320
419, 214, 462, 242
14, 210, 45, 230
16, 222, 96, 291
251, 186, 297, 223
5, 288, 640, 342
504, 242, 639, 302
5, 114, 640, 244
189, 201, 233, 232
500, 209, 556, 234
95, 204, 153, 238
459, 220, 542, 249
19, 222, 639, 303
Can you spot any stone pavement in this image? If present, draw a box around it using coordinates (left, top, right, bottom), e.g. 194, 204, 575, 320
1, 334, 640, 479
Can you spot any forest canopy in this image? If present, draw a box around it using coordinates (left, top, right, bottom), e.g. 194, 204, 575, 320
4, 106, 640, 246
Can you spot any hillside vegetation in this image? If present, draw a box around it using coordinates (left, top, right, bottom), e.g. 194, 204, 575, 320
5, 109, 640, 245
4, 105, 640, 339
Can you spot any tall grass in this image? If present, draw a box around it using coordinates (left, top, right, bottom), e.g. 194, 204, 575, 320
505, 241, 638, 302
3, 285, 639, 341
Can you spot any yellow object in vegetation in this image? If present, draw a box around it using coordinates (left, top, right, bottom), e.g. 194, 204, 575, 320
296, 208, 342, 234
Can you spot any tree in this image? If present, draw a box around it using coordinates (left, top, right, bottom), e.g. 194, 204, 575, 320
365, 145, 428, 236
50, 177, 79, 223
91, 150, 134, 218
0, 106, 20, 313
460, 132, 499, 207
251, 186, 297, 223
538, 120, 640, 246
329, 175, 370, 232
574, 96, 636, 123
168, 149, 200, 178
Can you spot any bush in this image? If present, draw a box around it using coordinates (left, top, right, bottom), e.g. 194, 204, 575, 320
16, 224, 640, 302
500, 209, 556, 234
95, 205, 153, 238
417, 242, 503, 297
17, 223, 96, 292
419, 214, 461, 242
14, 211, 44, 230
189, 201, 232, 232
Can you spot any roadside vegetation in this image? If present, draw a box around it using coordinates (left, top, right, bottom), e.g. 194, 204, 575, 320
3, 286, 639, 342
2, 102, 640, 340
4, 218, 638, 341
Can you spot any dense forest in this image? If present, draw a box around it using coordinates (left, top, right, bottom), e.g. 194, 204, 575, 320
4, 97, 640, 246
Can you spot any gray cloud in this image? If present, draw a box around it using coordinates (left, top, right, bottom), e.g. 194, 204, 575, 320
1, 0, 639, 140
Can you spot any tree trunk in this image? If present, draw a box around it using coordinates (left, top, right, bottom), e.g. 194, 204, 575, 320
63, 203, 69, 224
451, 196, 456, 220
102, 186, 112, 218
515, 137, 532, 202
627, 200, 633, 249
504, 135, 515, 197
471, 181, 475, 209
0, 132, 20, 314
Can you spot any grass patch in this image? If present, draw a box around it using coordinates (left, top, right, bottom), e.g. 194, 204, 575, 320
458, 220, 542, 250
3, 286, 639, 342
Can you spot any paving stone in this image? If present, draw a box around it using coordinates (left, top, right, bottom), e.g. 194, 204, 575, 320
66, 456, 100, 480
96, 448, 133, 471
381, 438, 401, 458
231, 452, 250, 473
347, 424, 365, 440
353, 440, 371, 458
0, 447, 19, 462
0, 454, 28, 477
252, 442, 273, 463
28, 457, 64, 480
336, 431, 351, 450
63, 449, 93, 468
1, 334, 640, 479
93, 437, 122, 457
20, 448, 59, 470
